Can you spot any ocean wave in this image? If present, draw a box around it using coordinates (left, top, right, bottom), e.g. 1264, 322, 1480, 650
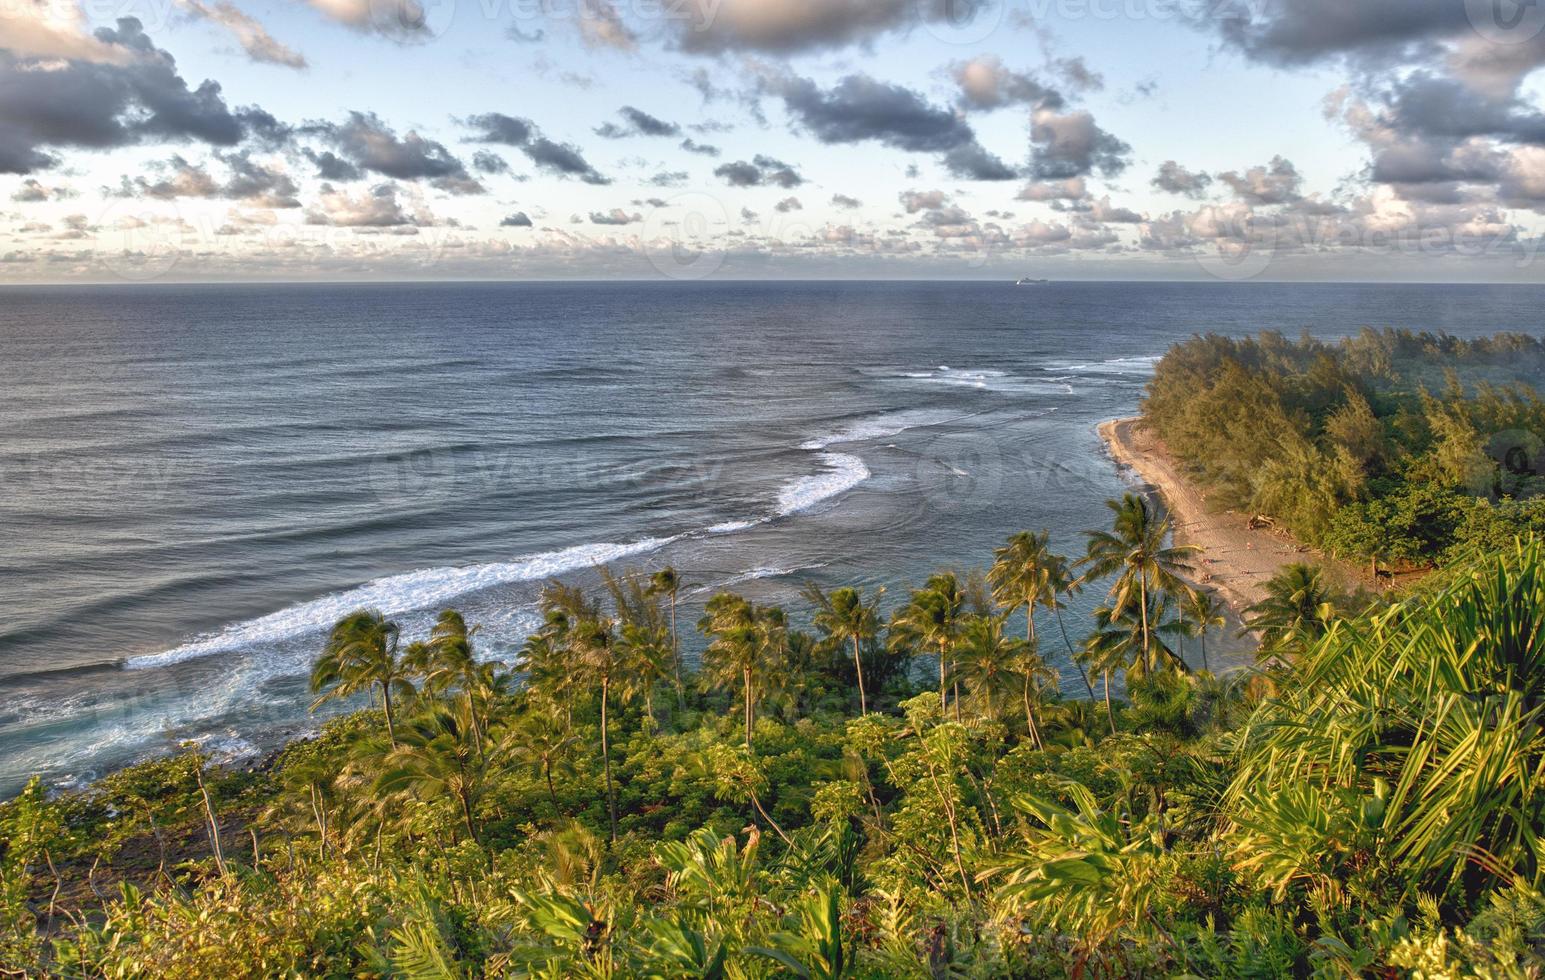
893, 366, 1075, 396
776, 452, 870, 516
799, 408, 959, 451
1050, 354, 1162, 376
124, 536, 678, 671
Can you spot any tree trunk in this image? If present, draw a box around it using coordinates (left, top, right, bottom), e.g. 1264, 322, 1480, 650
1023, 673, 1044, 750
601, 677, 618, 842
194, 759, 227, 876
381, 681, 398, 749
458, 790, 482, 848
938, 644, 949, 715
544, 760, 558, 808
670, 596, 685, 710
1139, 575, 1151, 673
1201, 632, 1209, 674
852, 635, 868, 715
1103, 669, 1117, 735
743, 667, 754, 749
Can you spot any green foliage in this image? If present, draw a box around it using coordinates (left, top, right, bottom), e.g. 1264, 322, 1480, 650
1145, 329, 1545, 567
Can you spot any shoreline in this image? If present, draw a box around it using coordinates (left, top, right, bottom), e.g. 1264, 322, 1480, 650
1098, 416, 1362, 620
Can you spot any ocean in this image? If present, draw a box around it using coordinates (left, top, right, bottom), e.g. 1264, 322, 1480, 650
2, 280, 1542, 794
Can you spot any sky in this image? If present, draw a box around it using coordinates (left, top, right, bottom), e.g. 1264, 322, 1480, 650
4, 0, 1545, 282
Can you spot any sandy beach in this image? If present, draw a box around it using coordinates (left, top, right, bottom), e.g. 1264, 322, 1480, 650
1098, 416, 1363, 652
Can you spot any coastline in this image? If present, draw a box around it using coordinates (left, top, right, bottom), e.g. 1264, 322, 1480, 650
1098, 416, 1362, 621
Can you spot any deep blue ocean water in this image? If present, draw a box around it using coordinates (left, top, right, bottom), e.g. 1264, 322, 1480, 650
2, 280, 1543, 793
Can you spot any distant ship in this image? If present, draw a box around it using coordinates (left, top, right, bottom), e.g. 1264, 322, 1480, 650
1015, 277, 1050, 285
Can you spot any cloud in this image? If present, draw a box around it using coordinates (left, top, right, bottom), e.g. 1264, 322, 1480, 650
301, 0, 432, 40
831, 193, 861, 208
943, 141, 1018, 181
1029, 107, 1131, 179
1218, 155, 1303, 204
464, 112, 534, 146
10, 178, 73, 202
774, 196, 801, 212
1152, 160, 1212, 197
462, 112, 609, 184
680, 137, 720, 156
589, 208, 640, 224
576, 0, 637, 49
471, 150, 511, 174
177, 0, 307, 68
952, 56, 1063, 111
500, 211, 533, 226
0, 0, 131, 63
305, 182, 425, 227
0, 19, 276, 174
770, 73, 974, 152
900, 189, 949, 213
1017, 176, 1087, 201
648, 170, 688, 186
116, 151, 301, 206
310, 111, 482, 194
714, 154, 802, 187
673, 0, 992, 54
595, 106, 680, 139
1050, 55, 1104, 93
303, 148, 363, 181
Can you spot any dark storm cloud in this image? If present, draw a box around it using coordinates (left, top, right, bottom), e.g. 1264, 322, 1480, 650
303, 148, 363, 181
943, 142, 1019, 181
464, 113, 535, 146
770, 73, 974, 153
462, 113, 609, 184
713, 155, 803, 188
472, 150, 511, 175
1029, 108, 1131, 180
500, 211, 533, 226
0, 18, 276, 174
595, 106, 681, 139
1202, 0, 1465, 67
1380, 73, 1545, 146
305, 111, 482, 194
1152, 160, 1213, 197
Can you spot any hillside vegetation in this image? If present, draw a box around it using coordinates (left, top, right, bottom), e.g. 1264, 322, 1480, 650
4, 497, 1544, 975
1142, 328, 1545, 570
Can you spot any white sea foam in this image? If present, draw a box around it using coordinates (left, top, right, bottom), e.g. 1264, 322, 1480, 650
894, 366, 1071, 395
1051, 354, 1162, 376
799, 408, 958, 451
706, 518, 764, 534
776, 452, 870, 516
124, 536, 677, 671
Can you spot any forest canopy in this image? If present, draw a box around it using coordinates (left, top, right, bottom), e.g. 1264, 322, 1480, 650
1141, 328, 1545, 568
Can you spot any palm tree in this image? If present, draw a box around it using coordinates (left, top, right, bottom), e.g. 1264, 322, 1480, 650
989, 530, 1059, 647
648, 566, 689, 704
407, 610, 497, 749
803, 583, 883, 715
888, 572, 967, 718
617, 621, 674, 729
311, 610, 414, 748
698, 594, 787, 749
955, 613, 1054, 748
1182, 588, 1228, 673
1079, 494, 1197, 672
569, 615, 624, 842
376, 704, 487, 848
497, 711, 578, 811
1245, 563, 1340, 654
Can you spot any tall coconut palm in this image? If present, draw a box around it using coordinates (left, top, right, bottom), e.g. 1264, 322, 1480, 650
311, 610, 414, 748
989, 530, 1060, 646
888, 572, 967, 718
375, 704, 487, 849
698, 593, 786, 749
617, 621, 674, 729
803, 583, 883, 715
1079, 494, 1197, 672
956, 613, 1053, 747
1245, 563, 1341, 654
648, 566, 690, 704
1182, 588, 1228, 673
569, 615, 623, 842
407, 610, 496, 749
496, 710, 578, 811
